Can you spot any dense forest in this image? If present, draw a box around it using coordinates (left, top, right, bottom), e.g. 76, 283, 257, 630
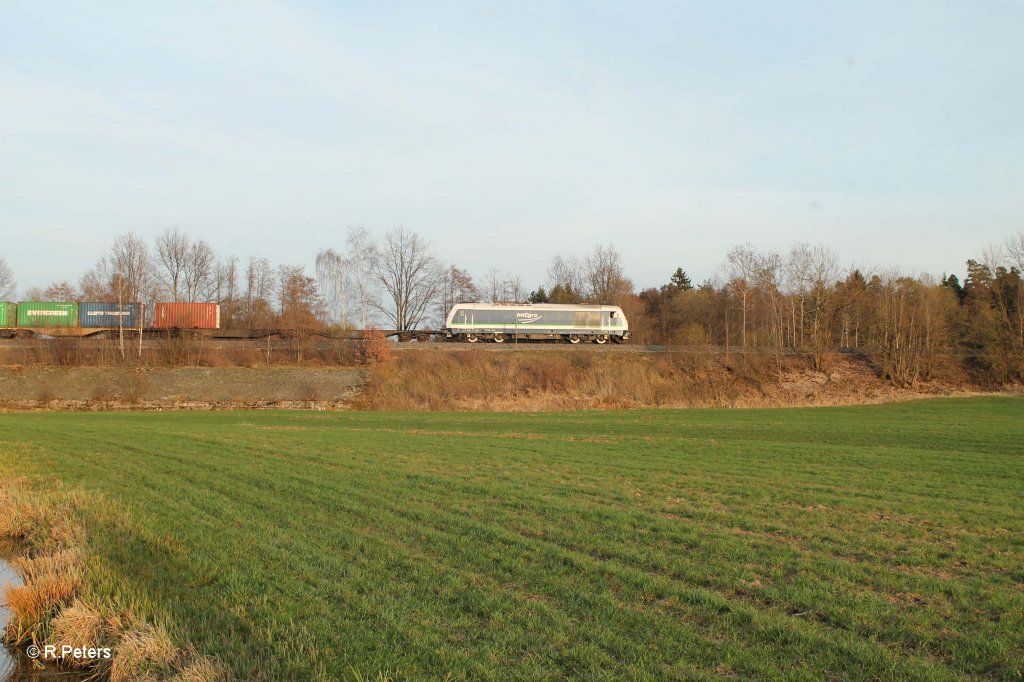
1, 227, 1021, 386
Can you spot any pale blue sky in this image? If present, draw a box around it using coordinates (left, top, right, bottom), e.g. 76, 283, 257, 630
2, 0, 1021, 293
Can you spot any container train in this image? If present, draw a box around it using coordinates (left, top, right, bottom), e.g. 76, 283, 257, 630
0, 301, 221, 337
443, 303, 629, 343
2, 299, 630, 344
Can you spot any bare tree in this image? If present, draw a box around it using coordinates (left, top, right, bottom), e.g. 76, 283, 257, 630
1006, 232, 1024, 272
315, 248, 349, 325
182, 239, 218, 302
82, 233, 153, 306
785, 243, 840, 353
506, 274, 525, 303
784, 243, 813, 347
546, 255, 585, 303
584, 244, 633, 304
76, 233, 151, 357
870, 273, 956, 386
797, 244, 841, 367
278, 264, 326, 361
277, 265, 325, 322
437, 265, 480, 323
0, 257, 15, 300
726, 243, 760, 348
754, 250, 785, 372
347, 226, 377, 329
216, 257, 239, 327
154, 227, 190, 301
484, 268, 524, 303
242, 256, 277, 329
371, 225, 444, 331
42, 281, 81, 301
484, 268, 502, 303
154, 227, 221, 302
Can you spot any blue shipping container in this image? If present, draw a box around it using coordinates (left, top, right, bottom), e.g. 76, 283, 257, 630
78, 302, 142, 328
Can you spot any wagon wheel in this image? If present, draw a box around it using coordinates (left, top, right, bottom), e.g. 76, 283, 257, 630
465, 333, 479, 343
568, 334, 581, 344
594, 335, 609, 344
493, 333, 505, 343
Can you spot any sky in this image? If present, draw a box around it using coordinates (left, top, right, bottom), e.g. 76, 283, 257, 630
2, 0, 1022, 295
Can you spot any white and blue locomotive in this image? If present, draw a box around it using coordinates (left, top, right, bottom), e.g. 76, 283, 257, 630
444, 303, 629, 344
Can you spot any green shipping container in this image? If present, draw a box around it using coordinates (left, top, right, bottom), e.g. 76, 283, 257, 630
17, 301, 79, 327
0, 302, 15, 327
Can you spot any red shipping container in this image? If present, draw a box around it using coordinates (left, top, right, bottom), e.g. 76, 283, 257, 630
154, 302, 221, 329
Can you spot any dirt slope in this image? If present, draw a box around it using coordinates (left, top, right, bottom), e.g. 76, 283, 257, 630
0, 367, 367, 411
0, 352, 1015, 411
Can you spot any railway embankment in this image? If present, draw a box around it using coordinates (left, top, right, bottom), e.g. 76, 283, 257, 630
0, 349, 1015, 411
0, 367, 367, 411
357, 349, 1012, 410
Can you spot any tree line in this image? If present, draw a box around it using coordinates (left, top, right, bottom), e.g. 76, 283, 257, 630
0, 228, 1021, 385
634, 238, 1024, 385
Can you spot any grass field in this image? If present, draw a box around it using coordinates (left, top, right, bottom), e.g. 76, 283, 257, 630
2, 398, 1022, 680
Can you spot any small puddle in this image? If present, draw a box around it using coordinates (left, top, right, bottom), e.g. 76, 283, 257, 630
1, 542, 90, 681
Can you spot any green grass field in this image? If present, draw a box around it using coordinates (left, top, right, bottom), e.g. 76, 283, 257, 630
2, 398, 1023, 680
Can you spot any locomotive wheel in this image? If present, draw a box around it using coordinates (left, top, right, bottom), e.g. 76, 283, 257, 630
465, 333, 479, 343
568, 334, 581, 344
594, 335, 609, 344
493, 333, 505, 343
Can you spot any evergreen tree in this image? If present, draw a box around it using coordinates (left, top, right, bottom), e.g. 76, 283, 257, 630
941, 273, 965, 304
528, 286, 549, 303
547, 283, 582, 303
665, 267, 693, 292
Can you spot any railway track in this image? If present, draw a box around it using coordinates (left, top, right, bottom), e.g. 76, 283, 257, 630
0, 335, 821, 356
0, 336, 656, 351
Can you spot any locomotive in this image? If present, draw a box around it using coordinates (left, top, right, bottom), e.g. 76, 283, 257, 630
443, 303, 629, 343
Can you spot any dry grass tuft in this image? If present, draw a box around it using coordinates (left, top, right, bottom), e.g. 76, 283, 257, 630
4, 547, 83, 645
110, 624, 180, 682
0, 480, 87, 551
167, 656, 232, 682
10, 548, 83, 583
5, 575, 78, 642
0, 498, 38, 538
0, 479, 47, 539
49, 600, 114, 668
